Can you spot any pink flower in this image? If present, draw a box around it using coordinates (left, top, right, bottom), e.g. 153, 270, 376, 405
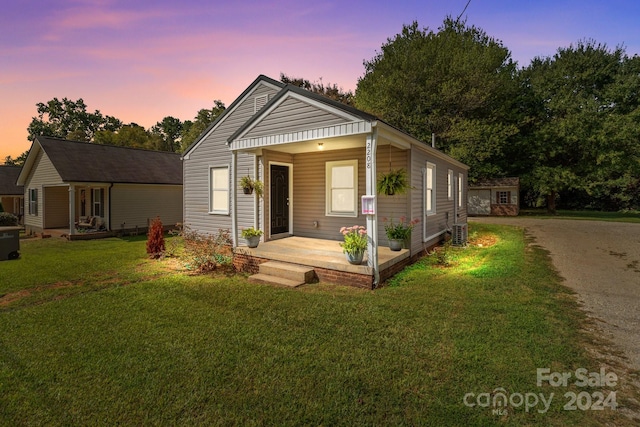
340, 227, 346, 233
399, 216, 406, 223
359, 229, 367, 235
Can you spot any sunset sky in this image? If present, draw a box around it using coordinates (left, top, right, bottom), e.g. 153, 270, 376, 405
2, 0, 639, 159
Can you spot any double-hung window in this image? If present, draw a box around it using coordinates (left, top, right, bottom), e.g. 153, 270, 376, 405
209, 166, 230, 214
447, 169, 454, 200
92, 188, 104, 217
326, 160, 358, 217
28, 188, 38, 215
425, 162, 436, 215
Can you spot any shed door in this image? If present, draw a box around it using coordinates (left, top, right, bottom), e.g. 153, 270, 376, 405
468, 189, 491, 215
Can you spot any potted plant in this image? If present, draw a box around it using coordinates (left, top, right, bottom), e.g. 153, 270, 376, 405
383, 216, 419, 251
240, 175, 264, 197
241, 227, 263, 248
339, 225, 368, 265
377, 168, 409, 196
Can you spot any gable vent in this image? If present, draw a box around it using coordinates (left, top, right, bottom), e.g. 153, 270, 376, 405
254, 94, 270, 113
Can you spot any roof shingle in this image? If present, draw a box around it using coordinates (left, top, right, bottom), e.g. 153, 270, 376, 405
36, 137, 182, 185
0, 166, 24, 195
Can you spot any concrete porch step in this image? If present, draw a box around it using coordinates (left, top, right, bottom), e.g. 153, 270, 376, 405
248, 261, 316, 288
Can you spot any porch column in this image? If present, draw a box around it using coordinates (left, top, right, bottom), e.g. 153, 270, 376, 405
68, 184, 75, 236
231, 150, 238, 247
365, 127, 379, 286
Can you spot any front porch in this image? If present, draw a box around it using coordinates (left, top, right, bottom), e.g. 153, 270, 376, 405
233, 236, 414, 289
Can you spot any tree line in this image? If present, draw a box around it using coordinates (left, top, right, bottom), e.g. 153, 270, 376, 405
355, 18, 639, 212
5, 19, 639, 211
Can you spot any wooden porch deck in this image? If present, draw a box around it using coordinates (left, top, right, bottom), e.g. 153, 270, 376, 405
234, 236, 412, 288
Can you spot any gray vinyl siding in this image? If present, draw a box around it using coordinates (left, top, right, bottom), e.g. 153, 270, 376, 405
43, 186, 69, 228
292, 147, 366, 241
244, 97, 349, 139
183, 82, 280, 236
410, 144, 468, 254
375, 146, 411, 248
291, 145, 412, 245
111, 184, 182, 232
23, 149, 64, 233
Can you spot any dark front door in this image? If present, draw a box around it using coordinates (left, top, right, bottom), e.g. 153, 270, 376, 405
270, 164, 290, 235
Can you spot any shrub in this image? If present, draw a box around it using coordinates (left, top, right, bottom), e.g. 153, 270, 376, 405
240, 227, 263, 238
181, 227, 232, 272
0, 212, 18, 226
146, 217, 165, 259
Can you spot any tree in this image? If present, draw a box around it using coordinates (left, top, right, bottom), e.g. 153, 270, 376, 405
151, 116, 183, 152
519, 41, 640, 212
280, 73, 354, 106
354, 19, 519, 179
94, 123, 159, 150
3, 151, 29, 166
27, 97, 122, 142
180, 100, 226, 151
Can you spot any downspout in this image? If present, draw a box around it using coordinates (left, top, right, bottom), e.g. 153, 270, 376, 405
231, 151, 238, 247
365, 126, 379, 287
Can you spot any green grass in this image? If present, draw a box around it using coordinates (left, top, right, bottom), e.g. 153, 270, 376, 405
0, 228, 636, 426
519, 208, 640, 223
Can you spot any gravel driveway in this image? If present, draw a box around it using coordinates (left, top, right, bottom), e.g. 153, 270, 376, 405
470, 217, 640, 372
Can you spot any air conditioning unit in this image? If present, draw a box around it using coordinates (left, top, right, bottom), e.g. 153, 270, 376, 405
452, 223, 468, 246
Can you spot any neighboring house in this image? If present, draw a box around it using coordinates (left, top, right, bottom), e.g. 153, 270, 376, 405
17, 137, 183, 238
0, 165, 24, 223
468, 177, 520, 216
182, 75, 469, 287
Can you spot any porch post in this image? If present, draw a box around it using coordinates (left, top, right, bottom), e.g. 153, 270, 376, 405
231, 150, 238, 247
68, 184, 75, 236
365, 127, 379, 286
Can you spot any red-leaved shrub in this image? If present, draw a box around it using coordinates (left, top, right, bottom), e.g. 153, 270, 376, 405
146, 217, 165, 259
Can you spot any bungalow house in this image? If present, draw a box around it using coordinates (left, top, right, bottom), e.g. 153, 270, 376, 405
468, 177, 520, 216
0, 165, 24, 224
17, 137, 183, 239
182, 75, 469, 288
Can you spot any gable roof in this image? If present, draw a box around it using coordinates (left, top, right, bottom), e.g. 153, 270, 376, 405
227, 83, 376, 143
181, 74, 285, 159
0, 166, 23, 195
471, 177, 520, 188
18, 137, 182, 185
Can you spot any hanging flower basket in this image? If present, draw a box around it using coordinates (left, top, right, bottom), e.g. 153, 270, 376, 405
240, 176, 264, 197
377, 169, 409, 196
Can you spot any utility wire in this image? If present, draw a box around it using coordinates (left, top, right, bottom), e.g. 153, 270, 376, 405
456, 0, 471, 22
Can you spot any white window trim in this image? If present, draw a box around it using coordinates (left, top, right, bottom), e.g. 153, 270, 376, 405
447, 169, 454, 200
458, 173, 464, 208
326, 159, 358, 217
209, 165, 230, 215
425, 162, 436, 216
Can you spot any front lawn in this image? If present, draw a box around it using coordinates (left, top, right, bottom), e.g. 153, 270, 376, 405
0, 226, 636, 426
